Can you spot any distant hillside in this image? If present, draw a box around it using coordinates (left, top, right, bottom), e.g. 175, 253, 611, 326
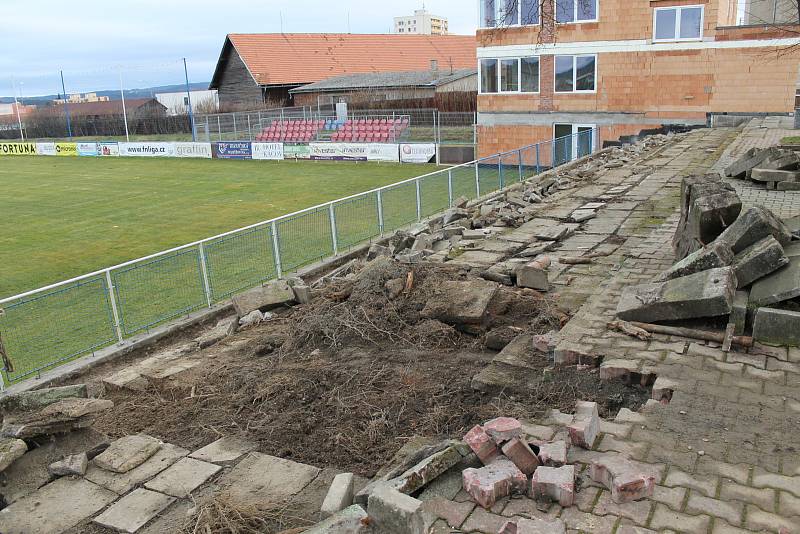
0, 82, 210, 104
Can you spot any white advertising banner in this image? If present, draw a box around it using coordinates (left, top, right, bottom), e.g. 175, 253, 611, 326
367, 143, 399, 162
175, 142, 212, 159
400, 143, 436, 164
36, 142, 56, 156
99, 142, 119, 156
252, 142, 284, 160
119, 142, 176, 157
309, 142, 368, 161
77, 142, 99, 157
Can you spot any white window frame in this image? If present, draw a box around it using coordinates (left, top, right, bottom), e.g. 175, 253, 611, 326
555, 0, 599, 24
553, 123, 596, 161
478, 0, 541, 29
553, 54, 597, 94
653, 5, 704, 43
478, 57, 540, 95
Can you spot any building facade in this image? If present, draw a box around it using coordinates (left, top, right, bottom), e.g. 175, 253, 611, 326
53, 93, 109, 105
155, 90, 219, 115
394, 9, 449, 35
476, 0, 800, 160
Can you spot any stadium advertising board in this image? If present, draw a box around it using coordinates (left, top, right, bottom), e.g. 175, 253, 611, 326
175, 142, 212, 159
36, 142, 57, 156
367, 144, 400, 162
213, 141, 252, 160
99, 142, 119, 156
77, 142, 99, 157
55, 143, 78, 156
119, 142, 176, 157
310, 143, 368, 161
284, 144, 311, 159
0, 142, 36, 155
400, 143, 436, 164
251, 142, 284, 160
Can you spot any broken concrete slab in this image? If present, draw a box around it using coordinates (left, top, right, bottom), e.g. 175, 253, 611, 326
731, 236, 789, 288
196, 316, 237, 349
718, 206, 793, 253
93, 488, 176, 534
749, 257, 800, 308
589, 455, 656, 503
724, 147, 779, 178
485, 326, 525, 350
1, 398, 114, 439
421, 279, 498, 326
215, 452, 321, 506
777, 181, 800, 191
491, 334, 542, 371
368, 484, 426, 534
0, 437, 27, 473
530, 465, 575, 506
306, 505, 370, 534
321, 472, 355, 517
616, 267, 737, 323
189, 436, 257, 465
0, 477, 117, 534
462, 458, 527, 508
48, 453, 88, 477
655, 241, 734, 282
753, 307, 800, 347
85, 442, 188, 495
144, 457, 221, 497
231, 279, 295, 316
750, 168, 800, 183
731, 290, 749, 336
0, 384, 88, 414
390, 445, 463, 495
567, 401, 600, 449
673, 176, 741, 259
570, 209, 597, 223
94, 435, 163, 474
534, 225, 574, 242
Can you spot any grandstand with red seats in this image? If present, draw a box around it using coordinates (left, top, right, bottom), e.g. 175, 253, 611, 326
255, 116, 411, 143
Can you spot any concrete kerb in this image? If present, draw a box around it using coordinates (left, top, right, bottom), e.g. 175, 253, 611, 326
0, 146, 613, 397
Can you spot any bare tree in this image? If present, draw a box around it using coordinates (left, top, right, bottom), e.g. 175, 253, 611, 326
479, 0, 597, 46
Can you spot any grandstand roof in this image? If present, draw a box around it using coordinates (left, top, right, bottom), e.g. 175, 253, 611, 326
290, 69, 477, 94
210, 33, 477, 89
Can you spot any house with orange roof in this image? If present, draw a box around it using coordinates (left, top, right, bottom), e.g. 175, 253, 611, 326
208, 33, 478, 109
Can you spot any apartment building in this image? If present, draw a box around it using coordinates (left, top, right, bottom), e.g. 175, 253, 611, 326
394, 9, 450, 35
476, 0, 800, 161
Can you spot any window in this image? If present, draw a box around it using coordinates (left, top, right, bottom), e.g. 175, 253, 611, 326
500, 59, 519, 91
521, 57, 540, 92
556, 0, 598, 23
555, 55, 596, 93
480, 56, 539, 93
654, 6, 703, 41
481, 59, 498, 93
554, 124, 595, 164
183, 97, 189, 106
481, 0, 540, 27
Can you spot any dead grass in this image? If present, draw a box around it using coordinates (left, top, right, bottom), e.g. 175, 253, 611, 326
180, 496, 312, 534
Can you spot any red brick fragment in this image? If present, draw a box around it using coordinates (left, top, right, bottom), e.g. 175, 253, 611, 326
462, 458, 527, 509
589, 455, 655, 503
537, 440, 568, 467
463, 425, 500, 465
530, 465, 575, 506
567, 401, 599, 449
483, 417, 523, 442
501, 438, 539, 476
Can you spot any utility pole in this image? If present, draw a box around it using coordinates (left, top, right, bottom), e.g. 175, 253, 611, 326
119, 70, 130, 142
60, 70, 73, 139
11, 77, 24, 142
183, 58, 196, 142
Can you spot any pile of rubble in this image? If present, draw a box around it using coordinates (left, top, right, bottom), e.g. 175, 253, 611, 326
0, 384, 114, 477
616, 172, 800, 347
725, 145, 800, 190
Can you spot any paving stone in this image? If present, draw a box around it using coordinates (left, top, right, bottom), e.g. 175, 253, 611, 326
516, 261, 549, 290
93, 488, 175, 533
686, 492, 744, 525
651, 484, 686, 510
0, 437, 27, 473
752, 468, 800, 496
589, 455, 656, 503
304, 505, 370, 534
730, 290, 749, 336
48, 453, 88, 477
568, 401, 600, 449
558, 506, 619, 533
320, 472, 355, 517
463, 458, 527, 508
594, 489, 653, 524
731, 236, 789, 288
85, 443, 189, 495
367, 484, 425, 534
744, 505, 800, 532
649, 504, 712, 532
538, 440, 568, 467
94, 435, 163, 474
215, 452, 321, 506
501, 438, 539, 476
460, 506, 510, 533
1, 398, 114, 439
616, 267, 737, 322
751, 168, 800, 182
421, 279, 499, 326
464, 425, 500, 465
189, 436, 257, 465
753, 307, 800, 347
144, 457, 221, 497
390, 445, 463, 494
0, 384, 88, 414
499, 516, 567, 533
0, 477, 117, 534
664, 468, 717, 497
420, 497, 474, 529
484, 417, 523, 442
530, 465, 575, 506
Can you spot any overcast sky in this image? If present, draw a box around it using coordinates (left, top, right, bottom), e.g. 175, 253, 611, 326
0, 0, 478, 97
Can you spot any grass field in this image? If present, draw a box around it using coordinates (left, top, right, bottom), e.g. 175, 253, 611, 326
0, 156, 438, 298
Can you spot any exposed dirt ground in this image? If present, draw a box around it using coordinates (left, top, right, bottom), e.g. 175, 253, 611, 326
86, 259, 650, 478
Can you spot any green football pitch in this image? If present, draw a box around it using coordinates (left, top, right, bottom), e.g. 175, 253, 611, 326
0, 156, 439, 298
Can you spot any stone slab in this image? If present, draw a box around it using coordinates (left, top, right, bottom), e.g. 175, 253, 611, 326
94, 435, 163, 474
617, 267, 737, 322
777, 181, 800, 191
49, 453, 88, 477
144, 457, 221, 497
304, 505, 370, 534
321, 472, 355, 517
447, 250, 505, 269
421, 279, 499, 326
731, 290, 749, 336
655, 241, 733, 282
195, 316, 237, 349
753, 307, 800, 347
231, 279, 295, 316
732, 236, 789, 288
189, 436, 257, 465
86, 443, 189, 495
718, 206, 793, 254
749, 258, 800, 308
0, 384, 88, 414
0, 477, 117, 534
368, 484, 425, 534
0, 437, 27, 473
93, 488, 176, 533
750, 168, 800, 183
215, 452, 321, 506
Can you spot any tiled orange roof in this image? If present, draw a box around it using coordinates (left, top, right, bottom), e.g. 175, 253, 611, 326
222, 33, 477, 87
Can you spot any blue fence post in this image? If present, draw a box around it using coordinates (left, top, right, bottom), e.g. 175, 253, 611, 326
518, 149, 523, 182
498, 156, 504, 190
536, 144, 541, 175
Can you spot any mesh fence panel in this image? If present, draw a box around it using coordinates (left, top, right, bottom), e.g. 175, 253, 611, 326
520, 145, 541, 179
478, 156, 502, 195
0, 277, 117, 383
419, 171, 450, 219
112, 249, 207, 336
276, 207, 334, 273
204, 225, 277, 302
450, 163, 479, 201
501, 151, 523, 185
333, 193, 381, 251
380, 180, 419, 232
